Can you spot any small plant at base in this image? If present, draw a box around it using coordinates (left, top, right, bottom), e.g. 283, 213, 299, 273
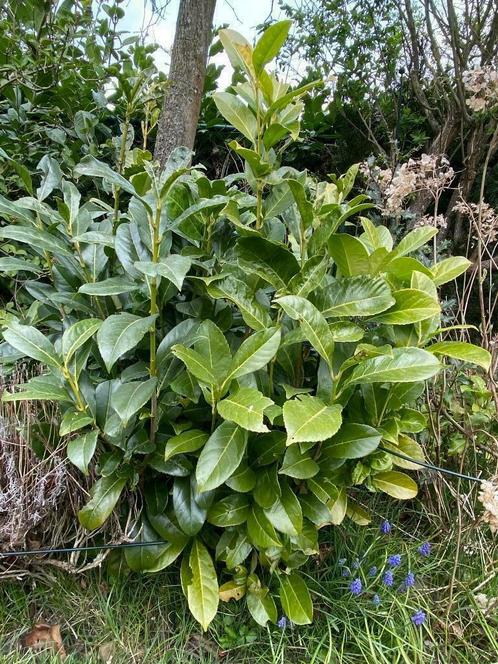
0, 21, 491, 630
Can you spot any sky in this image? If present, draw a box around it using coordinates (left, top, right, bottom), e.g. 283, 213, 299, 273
116, 0, 293, 87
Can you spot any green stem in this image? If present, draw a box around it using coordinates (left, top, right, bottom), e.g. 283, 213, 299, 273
113, 111, 131, 225
149, 204, 161, 443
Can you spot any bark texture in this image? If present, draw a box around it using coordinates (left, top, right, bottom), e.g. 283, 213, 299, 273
154, 0, 216, 167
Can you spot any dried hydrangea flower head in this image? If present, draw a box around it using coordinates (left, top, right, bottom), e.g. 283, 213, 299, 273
478, 478, 498, 534
463, 66, 498, 112
453, 198, 498, 244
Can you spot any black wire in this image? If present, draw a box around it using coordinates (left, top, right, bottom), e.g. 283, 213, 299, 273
0, 450, 484, 559
379, 445, 483, 483
0, 539, 168, 559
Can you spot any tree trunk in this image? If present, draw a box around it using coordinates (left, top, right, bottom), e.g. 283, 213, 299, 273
154, 0, 216, 167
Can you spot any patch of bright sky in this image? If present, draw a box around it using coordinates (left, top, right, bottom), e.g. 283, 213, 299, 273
116, 0, 299, 87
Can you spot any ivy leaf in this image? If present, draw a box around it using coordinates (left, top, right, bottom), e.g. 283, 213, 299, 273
283, 395, 342, 445
218, 387, 274, 432
279, 572, 313, 625
186, 539, 219, 631
196, 422, 247, 492
97, 313, 157, 372
67, 429, 98, 475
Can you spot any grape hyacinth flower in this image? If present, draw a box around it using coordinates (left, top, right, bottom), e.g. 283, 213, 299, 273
380, 520, 392, 535
368, 566, 378, 577
404, 572, 416, 588
411, 609, 426, 626
383, 570, 394, 587
352, 558, 361, 569
388, 554, 402, 567
277, 616, 288, 629
350, 578, 362, 596
372, 594, 381, 606
418, 542, 431, 557
342, 567, 351, 577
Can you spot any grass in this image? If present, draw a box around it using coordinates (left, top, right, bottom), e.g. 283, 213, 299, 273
1, 497, 497, 664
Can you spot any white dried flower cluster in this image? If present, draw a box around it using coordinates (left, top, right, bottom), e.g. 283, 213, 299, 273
414, 213, 448, 230
462, 66, 498, 112
362, 154, 454, 215
453, 199, 498, 244
474, 592, 498, 616
478, 479, 498, 534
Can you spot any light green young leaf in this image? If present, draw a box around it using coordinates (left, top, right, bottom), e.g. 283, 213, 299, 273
372, 471, 418, 499
431, 256, 471, 285
321, 423, 381, 459
253, 20, 292, 72
164, 429, 209, 461
317, 276, 394, 317
218, 387, 274, 432
186, 539, 219, 631
213, 92, 257, 143
371, 289, 440, 325
134, 255, 192, 290
392, 226, 438, 257
428, 341, 491, 371
328, 234, 370, 276
283, 394, 342, 445
224, 327, 281, 386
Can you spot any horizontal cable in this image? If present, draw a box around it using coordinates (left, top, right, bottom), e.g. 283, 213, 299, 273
379, 445, 483, 483
0, 450, 484, 559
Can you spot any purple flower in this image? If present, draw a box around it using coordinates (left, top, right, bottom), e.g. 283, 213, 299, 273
277, 616, 288, 629
383, 570, 394, 587
342, 567, 351, 577
411, 610, 426, 626
350, 578, 362, 596
388, 554, 402, 567
368, 566, 377, 577
418, 542, 431, 557
352, 558, 361, 569
372, 594, 381, 606
380, 520, 392, 535
404, 572, 415, 588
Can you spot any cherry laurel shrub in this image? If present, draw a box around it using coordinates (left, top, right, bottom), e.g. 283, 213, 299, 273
0, 22, 491, 629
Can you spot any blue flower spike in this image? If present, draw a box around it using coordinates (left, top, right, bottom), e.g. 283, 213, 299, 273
418, 542, 431, 557
372, 594, 381, 606
350, 578, 362, 596
388, 554, 402, 567
405, 572, 416, 588
277, 616, 288, 629
411, 609, 426, 626
383, 570, 394, 587
380, 520, 392, 535
368, 566, 378, 577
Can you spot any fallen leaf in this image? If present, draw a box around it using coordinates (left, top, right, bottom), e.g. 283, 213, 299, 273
21, 623, 66, 659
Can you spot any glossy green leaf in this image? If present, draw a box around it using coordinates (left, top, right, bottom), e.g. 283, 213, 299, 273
322, 423, 381, 459
431, 256, 471, 285
67, 429, 98, 475
253, 20, 292, 72
59, 410, 93, 436
134, 255, 192, 290
224, 327, 281, 385
207, 494, 250, 527
186, 539, 219, 631
164, 429, 209, 461
207, 274, 271, 331
62, 318, 102, 363
392, 227, 438, 257
328, 234, 370, 276
344, 347, 441, 386
279, 445, 319, 479
3, 322, 61, 369
97, 313, 156, 372
372, 471, 418, 499
79, 276, 139, 296
111, 377, 157, 425
247, 586, 277, 626
247, 506, 281, 548
283, 394, 342, 445
265, 481, 303, 536
236, 237, 300, 290
2, 374, 70, 402
213, 92, 257, 143
428, 341, 491, 371
218, 387, 273, 432
0, 257, 42, 274
196, 422, 247, 492
372, 289, 440, 325
279, 572, 313, 625
78, 474, 127, 530
0, 225, 72, 257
